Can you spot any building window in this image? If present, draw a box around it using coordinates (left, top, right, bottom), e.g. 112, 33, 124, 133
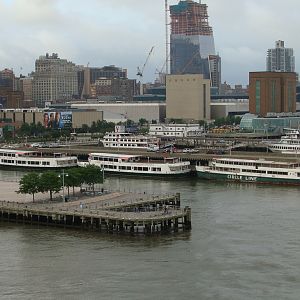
288, 82, 293, 112
255, 80, 261, 114
271, 80, 276, 112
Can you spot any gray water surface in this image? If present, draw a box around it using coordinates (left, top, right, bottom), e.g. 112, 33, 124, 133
1, 174, 300, 299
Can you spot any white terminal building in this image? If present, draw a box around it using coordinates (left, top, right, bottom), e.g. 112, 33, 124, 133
149, 124, 203, 138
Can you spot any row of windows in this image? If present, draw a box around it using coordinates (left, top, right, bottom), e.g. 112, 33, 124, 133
101, 164, 162, 172
218, 160, 290, 169
92, 157, 119, 162
105, 143, 144, 147
28, 161, 40, 165
0, 153, 16, 157
57, 160, 76, 166
153, 132, 182, 136
2, 159, 14, 164
0, 159, 50, 165
106, 139, 148, 142
273, 145, 300, 149
152, 128, 186, 131
268, 171, 289, 175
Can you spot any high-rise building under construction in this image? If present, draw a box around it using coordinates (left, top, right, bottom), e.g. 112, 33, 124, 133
170, 0, 221, 92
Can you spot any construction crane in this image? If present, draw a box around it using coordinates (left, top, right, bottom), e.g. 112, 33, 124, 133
137, 46, 155, 78
137, 46, 155, 95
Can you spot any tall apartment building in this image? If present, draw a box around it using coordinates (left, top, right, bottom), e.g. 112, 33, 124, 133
266, 40, 295, 72
0, 69, 14, 89
79, 65, 128, 99
170, 0, 221, 91
32, 53, 80, 107
166, 74, 211, 121
20, 76, 34, 108
249, 72, 296, 117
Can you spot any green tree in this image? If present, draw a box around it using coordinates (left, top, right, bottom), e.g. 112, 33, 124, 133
81, 124, 89, 133
39, 171, 61, 201
18, 172, 40, 202
82, 165, 104, 195
19, 123, 31, 136
138, 118, 148, 126
198, 120, 207, 126
90, 121, 97, 133
125, 119, 134, 127
65, 168, 85, 196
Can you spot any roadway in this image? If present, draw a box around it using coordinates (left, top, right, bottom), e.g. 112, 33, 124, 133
38, 144, 300, 163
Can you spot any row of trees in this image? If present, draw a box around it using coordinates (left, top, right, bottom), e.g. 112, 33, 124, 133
18, 165, 104, 202
213, 116, 242, 127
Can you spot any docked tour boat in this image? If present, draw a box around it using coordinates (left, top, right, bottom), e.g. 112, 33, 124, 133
0, 149, 78, 169
102, 131, 160, 150
84, 153, 191, 176
268, 129, 300, 154
196, 157, 300, 185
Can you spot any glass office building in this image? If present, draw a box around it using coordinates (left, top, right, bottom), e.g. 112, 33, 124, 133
170, 1, 221, 90
240, 113, 300, 133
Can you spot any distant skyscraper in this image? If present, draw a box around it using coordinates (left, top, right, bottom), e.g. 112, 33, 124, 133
266, 40, 295, 72
33, 53, 80, 107
169, 0, 221, 90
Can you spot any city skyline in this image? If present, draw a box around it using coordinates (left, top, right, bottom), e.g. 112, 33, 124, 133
0, 0, 299, 85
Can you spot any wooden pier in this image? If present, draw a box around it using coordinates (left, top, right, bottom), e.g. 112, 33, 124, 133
0, 192, 191, 235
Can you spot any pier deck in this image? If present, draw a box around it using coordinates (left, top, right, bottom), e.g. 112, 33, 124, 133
0, 182, 191, 234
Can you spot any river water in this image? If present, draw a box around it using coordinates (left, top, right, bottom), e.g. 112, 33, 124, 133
1, 171, 300, 299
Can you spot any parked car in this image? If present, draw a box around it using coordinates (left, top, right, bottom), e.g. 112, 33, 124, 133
30, 143, 41, 148
147, 145, 159, 152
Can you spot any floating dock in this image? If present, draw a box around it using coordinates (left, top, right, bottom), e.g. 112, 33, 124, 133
0, 192, 191, 235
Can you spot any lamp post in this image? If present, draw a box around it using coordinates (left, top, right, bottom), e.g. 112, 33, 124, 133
59, 169, 68, 202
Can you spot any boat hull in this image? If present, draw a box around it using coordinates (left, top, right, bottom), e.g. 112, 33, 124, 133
0, 164, 78, 171
197, 170, 300, 185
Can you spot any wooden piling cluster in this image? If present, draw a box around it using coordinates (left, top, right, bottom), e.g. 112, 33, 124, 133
0, 192, 191, 235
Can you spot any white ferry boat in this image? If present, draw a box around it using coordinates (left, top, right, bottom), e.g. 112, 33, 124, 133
83, 153, 191, 176
102, 132, 160, 150
196, 157, 300, 185
0, 149, 78, 169
268, 129, 300, 154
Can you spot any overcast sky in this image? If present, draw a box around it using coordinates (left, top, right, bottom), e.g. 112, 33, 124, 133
0, 0, 299, 85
